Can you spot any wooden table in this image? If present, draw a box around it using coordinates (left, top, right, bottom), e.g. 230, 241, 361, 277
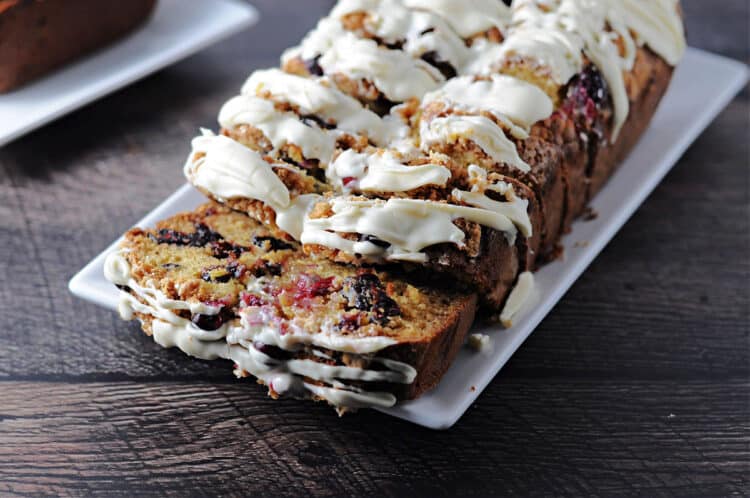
1, 1, 747, 495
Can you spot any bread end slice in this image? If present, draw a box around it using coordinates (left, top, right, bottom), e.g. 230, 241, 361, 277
105, 202, 478, 410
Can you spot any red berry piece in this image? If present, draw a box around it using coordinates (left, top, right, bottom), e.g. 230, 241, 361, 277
240, 292, 266, 307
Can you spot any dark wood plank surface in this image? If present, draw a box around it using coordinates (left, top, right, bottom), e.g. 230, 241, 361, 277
0, 1, 748, 496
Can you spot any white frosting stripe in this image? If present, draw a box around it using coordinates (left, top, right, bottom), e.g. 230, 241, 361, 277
404, 0, 511, 38
470, 0, 685, 140
422, 75, 555, 136
305, 383, 396, 409
283, 13, 445, 103
301, 196, 526, 263
500, 271, 535, 328
183, 130, 326, 242
418, 75, 550, 178
318, 32, 444, 102
327, 149, 452, 192
231, 292, 398, 354
452, 188, 532, 238
219, 95, 335, 164
331, 0, 472, 73
241, 68, 388, 144
274, 194, 323, 241
420, 115, 531, 173
184, 131, 291, 210
615, 0, 686, 67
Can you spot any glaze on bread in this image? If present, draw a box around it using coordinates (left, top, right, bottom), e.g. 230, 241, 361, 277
182, 0, 685, 317
106, 203, 477, 412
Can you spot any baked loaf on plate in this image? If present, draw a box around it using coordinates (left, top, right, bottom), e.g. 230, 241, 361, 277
0, 0, 157, 93
105, 203, 477, 412
108, 0, 687, 412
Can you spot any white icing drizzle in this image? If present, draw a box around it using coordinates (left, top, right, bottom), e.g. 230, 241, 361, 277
152, 320, 230, 360
303, 162, 532, 262
305, 382, 396, 410
282, 17, 342, 63
184, 131, 291, 210
331, 0, 411, 41
105, 252, 231, 351
318, 32, 445, 102
467, 333, 493, 353
470, 25, 583, 85
284, 17, 444, 102
471, 0, 685, 139
183, 130, 325, 242
403, 0, 511, 38
230, 296, 400, 355
422, 75, 554, 138
418, 75, 550, 180
218, 95, 335, 165
327, 149, 451, 193
455, 164, 533, 238
105, 252, 223, 319
331, 0, 472, 73
380, 105, 421, 157
300, 196, 522, 263
420, 115, 531, 172
499, 271, 535, 328
452, 188, 531, 238
274, 194, 323, 241
104, 251, 416, 410
617, 0, 686, 67
241, 69, 388, 144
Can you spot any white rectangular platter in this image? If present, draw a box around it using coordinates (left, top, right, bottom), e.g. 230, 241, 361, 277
70, 49, 748, 429
0, 0, 258, 148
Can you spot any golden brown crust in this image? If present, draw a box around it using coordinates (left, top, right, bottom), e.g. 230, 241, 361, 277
378, 291, 477, 399
530, 107, 588, 235
0, 0, 156, 93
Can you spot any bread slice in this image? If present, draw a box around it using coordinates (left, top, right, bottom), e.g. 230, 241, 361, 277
104, 202, 477, 412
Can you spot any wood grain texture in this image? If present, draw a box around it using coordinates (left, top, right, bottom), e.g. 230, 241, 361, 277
1, 381, 748, 497
0, 0, 748, 495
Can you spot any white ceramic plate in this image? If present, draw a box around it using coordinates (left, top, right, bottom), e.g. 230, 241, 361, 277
70, 49, 748, 429
0, 0, 258, 148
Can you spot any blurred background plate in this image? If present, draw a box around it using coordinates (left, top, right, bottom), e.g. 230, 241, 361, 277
0, 0, 258, 148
